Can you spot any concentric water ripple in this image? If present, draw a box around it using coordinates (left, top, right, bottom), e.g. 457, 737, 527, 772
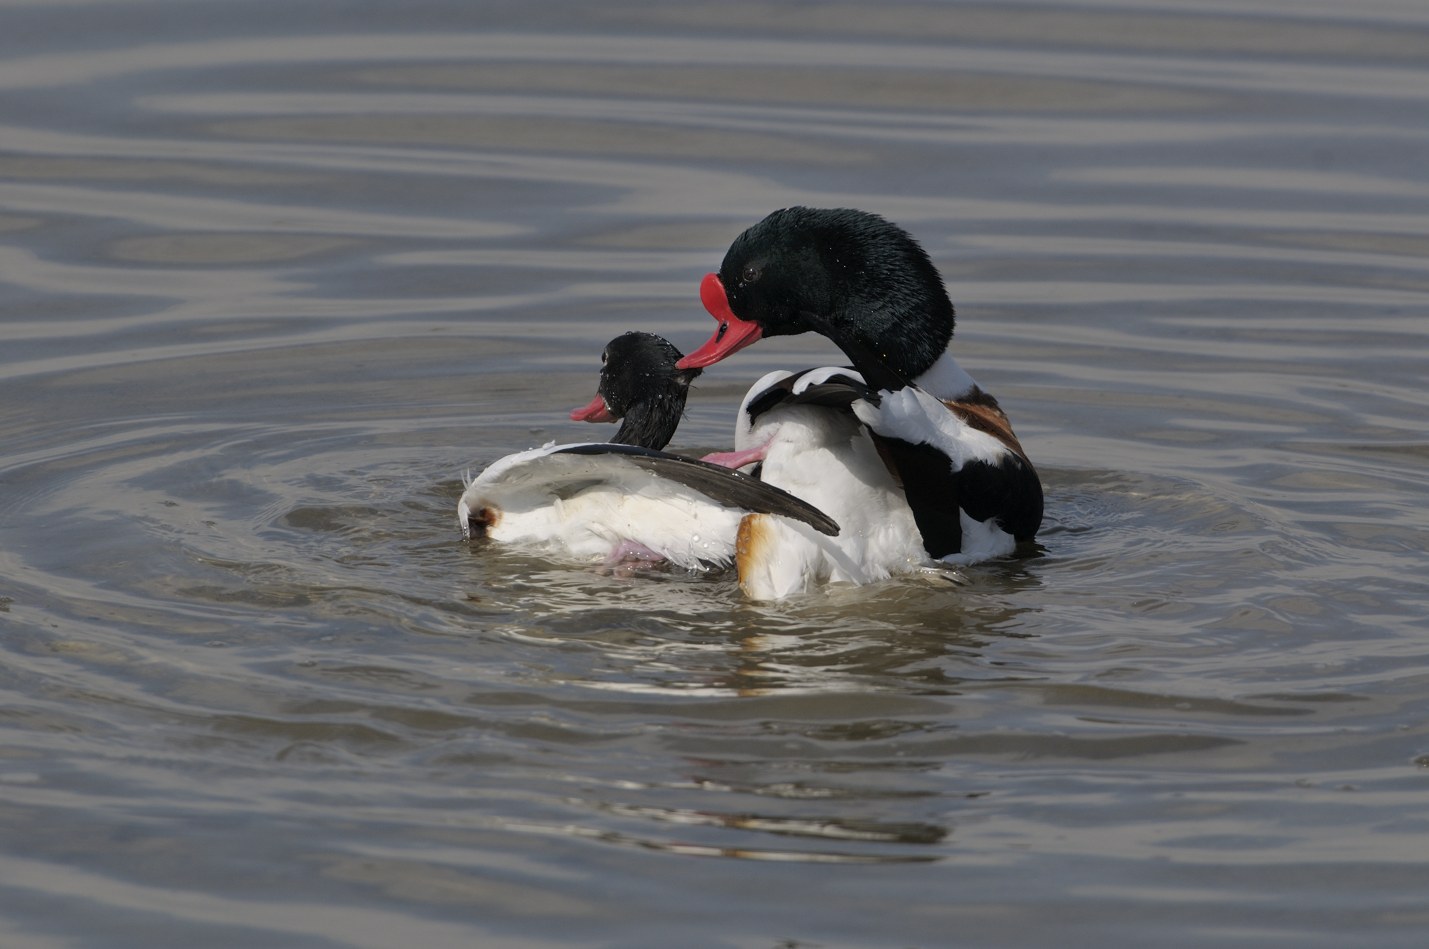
2, 0, 1429, 946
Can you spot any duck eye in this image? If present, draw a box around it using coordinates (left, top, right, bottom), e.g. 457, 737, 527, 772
740, 264, 762, 286
601, 349, 608, 364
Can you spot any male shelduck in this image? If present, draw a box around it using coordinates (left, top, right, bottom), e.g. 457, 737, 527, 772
676, 207, 1043, 564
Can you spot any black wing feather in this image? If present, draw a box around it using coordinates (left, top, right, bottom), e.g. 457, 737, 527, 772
870, 435, 964, 559
955, 454, 1044, 542
871, 435, 1044, 556
746, 369, 881, 425
552, 444, 840, 536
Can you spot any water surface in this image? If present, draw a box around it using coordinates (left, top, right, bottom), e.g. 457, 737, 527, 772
2, 1, 1428, 946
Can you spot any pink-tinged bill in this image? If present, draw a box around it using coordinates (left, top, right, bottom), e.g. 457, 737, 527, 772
700, 438, 771, 470
570, 395, 614, 423
674, 273, 764, 369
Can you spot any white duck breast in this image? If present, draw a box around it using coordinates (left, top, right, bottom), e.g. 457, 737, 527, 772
459, 442, 838, 570
719, 370, 934, 600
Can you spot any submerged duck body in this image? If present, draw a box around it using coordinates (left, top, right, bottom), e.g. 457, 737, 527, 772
677, 207, 1043, 563
459, 332, 837, 570
459, 441, 834, 570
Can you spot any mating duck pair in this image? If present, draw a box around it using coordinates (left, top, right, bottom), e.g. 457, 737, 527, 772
460, 208, 1043, 600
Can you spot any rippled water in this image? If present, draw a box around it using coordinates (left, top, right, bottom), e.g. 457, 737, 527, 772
3, 1, 1429, 946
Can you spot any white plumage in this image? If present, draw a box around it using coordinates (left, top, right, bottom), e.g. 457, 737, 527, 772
458, 333, 838, 574
728, 371, 930, 599
459, 444, 753, 570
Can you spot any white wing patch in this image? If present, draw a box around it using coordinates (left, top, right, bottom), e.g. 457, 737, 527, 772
852, 386, 1008, 468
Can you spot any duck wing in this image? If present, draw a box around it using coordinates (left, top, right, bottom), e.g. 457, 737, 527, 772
464, 443, 839, 538
853, 387, 1044, 558
554, 444, 839, 536
744, 367, 881, 423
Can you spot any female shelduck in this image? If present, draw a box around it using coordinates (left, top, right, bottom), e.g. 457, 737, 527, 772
567, 335, 932, 599
676, 207, 1043, 563
458, 332, 837, 570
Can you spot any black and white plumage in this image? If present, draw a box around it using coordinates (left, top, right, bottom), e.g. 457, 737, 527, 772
458, 333, 837, 570
676, 207, 1043, 563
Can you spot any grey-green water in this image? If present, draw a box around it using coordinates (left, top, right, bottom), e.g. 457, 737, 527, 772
2, 2, 1428, 946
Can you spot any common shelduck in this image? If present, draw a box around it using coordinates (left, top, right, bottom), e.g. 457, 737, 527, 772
458, 332, 838, 569
676, 207, 1043, 562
